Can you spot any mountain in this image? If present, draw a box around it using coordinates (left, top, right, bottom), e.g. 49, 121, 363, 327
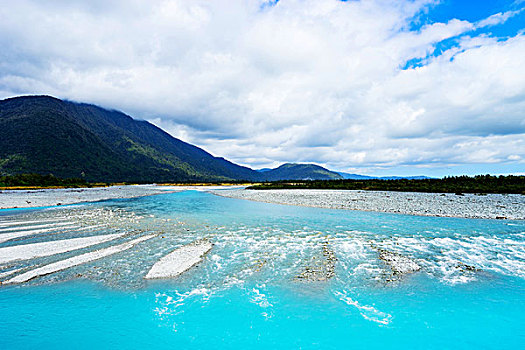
337, 172, 433, 180
337, 172, 375, 180
0, 95, 431, 183
259, 163, 343, 181
378, 176, 433, 180
0, 96, 260, 183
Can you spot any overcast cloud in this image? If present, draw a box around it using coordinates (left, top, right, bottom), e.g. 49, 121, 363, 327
0, 0, 524, 176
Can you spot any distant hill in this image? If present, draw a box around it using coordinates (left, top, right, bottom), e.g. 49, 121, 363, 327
337, 172, 375, 180
0, 96, 260, 183
338, 172, 433, 180
379, 176, 433, 180
259, 163, 343, 181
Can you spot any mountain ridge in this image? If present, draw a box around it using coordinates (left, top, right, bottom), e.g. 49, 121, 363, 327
0, 96, 344, 182
260, 163, 343, 181
0, 95, 259, 182
0, 95, 434, 183
337, 172, 433, 180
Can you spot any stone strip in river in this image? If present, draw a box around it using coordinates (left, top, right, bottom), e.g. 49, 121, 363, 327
3, 234, 156, 284
145, 240, 213, 279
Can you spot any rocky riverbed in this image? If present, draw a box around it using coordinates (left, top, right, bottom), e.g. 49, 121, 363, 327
210, 189, 525, 220
0, 185, 173, 209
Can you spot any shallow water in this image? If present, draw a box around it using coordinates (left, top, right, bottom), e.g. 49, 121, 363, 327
1, 190, 524, 348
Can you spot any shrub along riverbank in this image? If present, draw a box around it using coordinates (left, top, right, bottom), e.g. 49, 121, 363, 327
247, 175, 525, 194
0, 174, 94, 189
0, 173, 251, 189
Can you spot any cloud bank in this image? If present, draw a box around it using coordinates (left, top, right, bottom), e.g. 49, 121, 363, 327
0, 0, 524, 175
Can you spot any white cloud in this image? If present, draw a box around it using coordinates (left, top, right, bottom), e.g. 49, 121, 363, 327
476, 9, 523, 28
0, 0, 524, 175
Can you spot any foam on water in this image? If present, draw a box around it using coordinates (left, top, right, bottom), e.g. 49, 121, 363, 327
335, 290, 393, 325
2, 191, 523, 288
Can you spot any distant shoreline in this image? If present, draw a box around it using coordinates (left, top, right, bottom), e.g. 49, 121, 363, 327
0, 185, 109, 190
0, 185, 243, 210
0, 183, 247, 191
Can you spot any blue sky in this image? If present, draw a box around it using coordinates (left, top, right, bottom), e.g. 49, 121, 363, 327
422, 0, 521, 24
404, 0, 525, 69
0, 0, 524, 177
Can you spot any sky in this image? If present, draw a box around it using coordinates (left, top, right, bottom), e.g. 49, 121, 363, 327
0, 0, 524, 177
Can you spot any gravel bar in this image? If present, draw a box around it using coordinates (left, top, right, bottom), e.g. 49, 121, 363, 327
3, 234, 156, 284
212, 189, 525, 220
0, 233, 126, 264
145, 240, 213, 279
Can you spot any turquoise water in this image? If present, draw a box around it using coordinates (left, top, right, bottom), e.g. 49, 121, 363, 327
1, 190, 524, 348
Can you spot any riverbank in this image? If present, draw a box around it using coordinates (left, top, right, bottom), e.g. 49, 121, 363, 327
211, 189, 525, 220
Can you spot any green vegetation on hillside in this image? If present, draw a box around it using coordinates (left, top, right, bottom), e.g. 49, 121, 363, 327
258, 163, 343, 181
0, 174, 90, 188
0, 96, 356, 183
247, 175, 525, 194
0, 96, 259, 183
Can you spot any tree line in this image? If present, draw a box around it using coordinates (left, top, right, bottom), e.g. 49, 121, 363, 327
247, 175, 525, 194
0, 173, 90, 188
